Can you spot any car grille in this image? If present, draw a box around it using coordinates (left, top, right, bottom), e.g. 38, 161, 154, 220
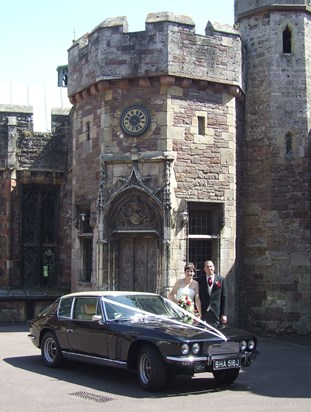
206, 341, 239, 355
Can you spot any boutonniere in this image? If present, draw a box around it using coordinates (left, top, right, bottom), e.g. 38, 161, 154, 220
216, 281, 221, 288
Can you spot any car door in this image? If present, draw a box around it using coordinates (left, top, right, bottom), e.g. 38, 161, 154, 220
66, 297, 109, 357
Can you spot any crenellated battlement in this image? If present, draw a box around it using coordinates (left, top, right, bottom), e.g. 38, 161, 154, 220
67, 12, 241, 100
0, 104, 70, 172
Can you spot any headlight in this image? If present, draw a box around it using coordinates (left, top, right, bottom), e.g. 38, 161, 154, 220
240, 340, 247, 351
248, 339, 256, 350
181, 343, 189, 355
191, 343, 200, 355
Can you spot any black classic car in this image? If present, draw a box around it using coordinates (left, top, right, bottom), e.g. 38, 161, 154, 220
28, 291, 258, 391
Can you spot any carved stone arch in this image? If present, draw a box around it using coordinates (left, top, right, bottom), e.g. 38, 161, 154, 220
108, 189, 163, 236
106, 189, 163, 292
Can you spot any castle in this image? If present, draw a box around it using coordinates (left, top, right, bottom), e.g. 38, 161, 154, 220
0, 1, 310, 336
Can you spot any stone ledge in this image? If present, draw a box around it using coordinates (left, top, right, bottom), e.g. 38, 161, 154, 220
0, 288, 68, 300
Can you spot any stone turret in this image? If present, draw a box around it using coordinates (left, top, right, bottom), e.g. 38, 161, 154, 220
236, 0, 311, 334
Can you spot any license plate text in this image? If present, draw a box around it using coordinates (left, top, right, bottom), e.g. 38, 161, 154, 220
213, 358, 240, 369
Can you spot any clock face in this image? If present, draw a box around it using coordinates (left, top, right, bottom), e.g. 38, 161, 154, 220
120, 106, 150, 137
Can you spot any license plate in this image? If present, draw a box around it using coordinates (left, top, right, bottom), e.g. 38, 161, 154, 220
213, 358, 241, 370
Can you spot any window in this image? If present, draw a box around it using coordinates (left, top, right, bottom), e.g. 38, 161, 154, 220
42, 248, 55, 283
286, 132, 292, 159
73, 298, 100, 320
198, 116, 205, 136
21, 186, 59, 287
187, 203, 224, 276
86, 121, 90, 140
57, 65, 68, 87
189, 239, 212, 276
77, 208, 93, 283
81, 238, 93, 282
283, 26, 292, 54
58, 297, 74, 318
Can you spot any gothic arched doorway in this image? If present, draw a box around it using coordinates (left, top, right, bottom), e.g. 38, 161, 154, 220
107, 191, 162, 292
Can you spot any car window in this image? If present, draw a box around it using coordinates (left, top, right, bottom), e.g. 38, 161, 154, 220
73, 297, 101, 320
58, 297, 74, 318
38, 300, 60, 317
103, 295, 181, 320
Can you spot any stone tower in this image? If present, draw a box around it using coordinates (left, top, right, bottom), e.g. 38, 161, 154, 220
235, 0, 311, 334
67, 13, 241, 321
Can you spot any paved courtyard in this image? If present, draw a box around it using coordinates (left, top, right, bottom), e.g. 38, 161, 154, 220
1, 324, 310, 412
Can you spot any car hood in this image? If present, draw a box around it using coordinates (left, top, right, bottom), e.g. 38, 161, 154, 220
109, 317, 254, 342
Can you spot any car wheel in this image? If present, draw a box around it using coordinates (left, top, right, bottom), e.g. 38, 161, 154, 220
41, 331, 63, 368
137, 345, 167, 392
212, 367, 240, 384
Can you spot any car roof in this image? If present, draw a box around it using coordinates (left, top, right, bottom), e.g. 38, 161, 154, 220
61, 291, 159, 299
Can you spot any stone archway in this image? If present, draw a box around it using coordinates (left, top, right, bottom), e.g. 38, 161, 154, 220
108, 191, 162, 292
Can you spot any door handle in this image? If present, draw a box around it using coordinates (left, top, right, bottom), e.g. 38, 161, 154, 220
66, 329, 73, 333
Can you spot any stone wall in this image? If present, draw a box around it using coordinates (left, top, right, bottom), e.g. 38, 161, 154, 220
0, 105, 72, 323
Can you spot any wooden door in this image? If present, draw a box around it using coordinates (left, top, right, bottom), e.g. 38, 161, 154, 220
118, 236, 158, 292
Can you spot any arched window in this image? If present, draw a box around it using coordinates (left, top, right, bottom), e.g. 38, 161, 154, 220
283, 26, 292, 54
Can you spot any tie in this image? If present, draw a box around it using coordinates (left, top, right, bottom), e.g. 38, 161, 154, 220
208, 277, 213, 287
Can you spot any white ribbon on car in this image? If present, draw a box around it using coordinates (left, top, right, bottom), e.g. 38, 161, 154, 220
101, 296, 227, 342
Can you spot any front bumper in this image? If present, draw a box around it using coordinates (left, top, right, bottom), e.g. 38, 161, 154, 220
28, 325, 40, 348
166, 351, 257, 373
28, 333, 39, 347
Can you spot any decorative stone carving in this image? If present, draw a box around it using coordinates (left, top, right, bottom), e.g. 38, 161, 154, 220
116, 194, 156, 229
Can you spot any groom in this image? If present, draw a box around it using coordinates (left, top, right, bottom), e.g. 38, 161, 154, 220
196, 260, 227, 326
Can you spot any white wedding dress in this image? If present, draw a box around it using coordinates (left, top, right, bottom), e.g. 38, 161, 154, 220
176, 286, 195, 301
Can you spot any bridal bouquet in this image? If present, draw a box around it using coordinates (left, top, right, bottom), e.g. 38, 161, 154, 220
177, 295, 197, 323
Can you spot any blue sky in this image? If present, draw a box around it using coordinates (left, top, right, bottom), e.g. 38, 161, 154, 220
0, 0, 234, 130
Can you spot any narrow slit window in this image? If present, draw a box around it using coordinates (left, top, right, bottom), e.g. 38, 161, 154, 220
57, 65, 68, 87
86, 121, 91, 140
283, 26, 292, 54
198, 116, 205, 136
81, 238, 92, 282
286, 132, 292, 159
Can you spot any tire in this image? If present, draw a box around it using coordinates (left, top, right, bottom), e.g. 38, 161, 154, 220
41, 331, 63, 368
212, 367, 240, 384
137, 345, 167, 392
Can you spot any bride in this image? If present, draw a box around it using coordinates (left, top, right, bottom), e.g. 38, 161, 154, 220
168, 262, 202, 319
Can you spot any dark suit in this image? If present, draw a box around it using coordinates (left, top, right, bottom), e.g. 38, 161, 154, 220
196, 274, 227, 324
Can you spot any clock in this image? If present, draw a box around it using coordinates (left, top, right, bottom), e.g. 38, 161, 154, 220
120, 106, 150, 137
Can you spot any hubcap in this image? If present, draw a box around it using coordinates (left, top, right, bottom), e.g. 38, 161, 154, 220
44, 337, 57, 363
139, 353, 151, 384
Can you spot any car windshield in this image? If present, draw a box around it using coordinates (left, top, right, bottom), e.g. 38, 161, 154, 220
102, 294, 182, 321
